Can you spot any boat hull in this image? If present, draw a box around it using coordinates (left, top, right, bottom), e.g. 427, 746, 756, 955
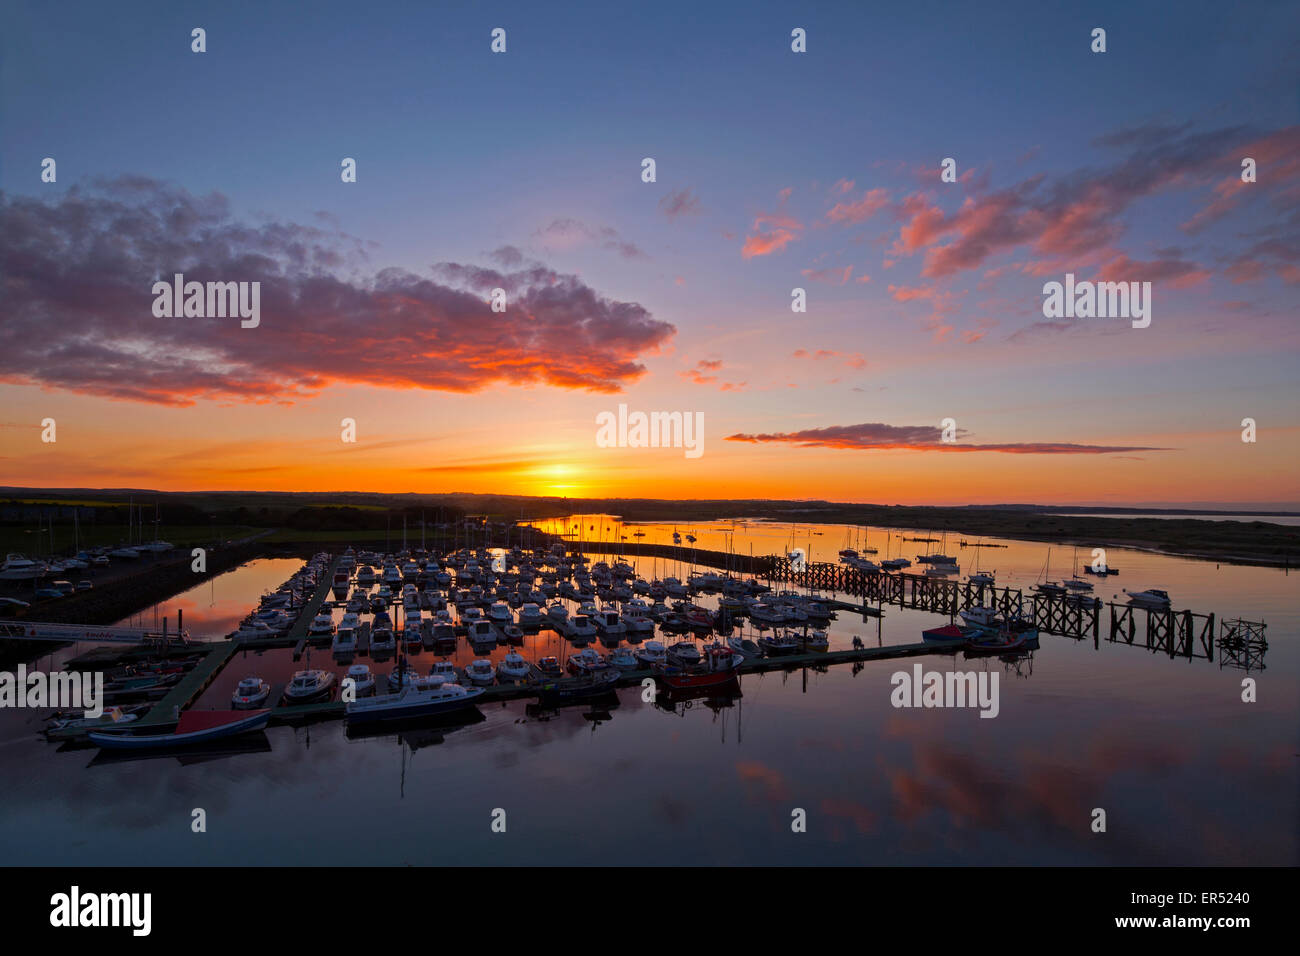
88, 710, 271, 750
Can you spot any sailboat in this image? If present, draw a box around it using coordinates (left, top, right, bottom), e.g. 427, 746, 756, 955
1033, 548, 1066, 597
1062, 548, 1094, 591
967, 540, 995, 585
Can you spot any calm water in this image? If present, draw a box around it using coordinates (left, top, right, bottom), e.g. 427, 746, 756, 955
1, 528, 1295, 866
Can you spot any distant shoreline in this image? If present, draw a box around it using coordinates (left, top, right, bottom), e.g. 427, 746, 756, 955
2, 489, 1296, 569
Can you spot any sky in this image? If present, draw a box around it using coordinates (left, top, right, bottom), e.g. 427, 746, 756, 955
1, 0, 1297, 507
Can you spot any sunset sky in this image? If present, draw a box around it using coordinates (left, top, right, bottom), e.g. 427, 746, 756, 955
2, 0, 1297, 507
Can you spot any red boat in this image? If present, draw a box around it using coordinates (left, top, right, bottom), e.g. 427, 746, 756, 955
655, 644, 740, 689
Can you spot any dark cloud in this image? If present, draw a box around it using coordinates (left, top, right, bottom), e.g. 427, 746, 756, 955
0, 179, 675, 405
725, 423, 1169, 454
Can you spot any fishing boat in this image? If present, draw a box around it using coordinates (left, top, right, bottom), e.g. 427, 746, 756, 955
959, 605, 999, 628
1124, 588, 1172, 609
231, 677, 271, 709
345, 682, 484, 725
282, 669, 336, 704
89, 709, 271, 750
536, 656, 563, 677
921, 624, 979, 644
497, 650, 531, 682
594, 609, 627, 640
655, 642, 740, 689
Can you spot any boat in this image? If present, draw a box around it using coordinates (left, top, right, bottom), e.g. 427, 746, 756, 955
89, 709, 271, 750
756, 631, 801, 656
1124, 588, 1172, 609
345, 664, 376, 696
968, 571, 996, 586
965, 629, 1029, 655
959, 606, 999, 628
0, 554, 48, 580
594, 609, 627, 640
518, 603, 543, 626
605, 646, 639, 670
488, 601, 514, 625
231, 677, 271, 709
801, 629, 829, 652
430, 660, 459, 684
535, 666, 620, 703
654, 642, 741, 689
536, 656, 562, 677
370, 626, 397, 655
565, 614, 598, 641
281, 669, 336, 704
464, 659, 496, 685
726, 635, 760, 658
333, 612, 361, 653
922, 624, 979, 644
308, 611, 335, 636
546, 602, 569, 624
567, 647, 605, 674
47, 706, 140, 734
345, 682, 484, 725
633, 640, 667, 666
467, 619, 497, 647
666, 641, 701, 666
497, 650, 531, 682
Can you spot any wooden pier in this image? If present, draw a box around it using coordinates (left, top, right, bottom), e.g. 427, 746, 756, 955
765, 555, 1219, 660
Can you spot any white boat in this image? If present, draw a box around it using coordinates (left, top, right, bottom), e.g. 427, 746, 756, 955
518, 603, 543, 626
467, 619, 497, 646
667, 642, 701, 666
47, 706, 139, 733
546, 601, 569, 624
231, 677, 271, 709
464, 659, 496, 685
0, 554, 47, 580
430, 660, 459, 684
634, 640, 667, 666
370, 626, 397, 654
497, 650, 530, 682
333, 612, 361, 653
1124, 588, 1172, 609
109, 547, 140, 560
567, 647, 605, 674
345, 681, 483, 724
565, 614, 598, 641
282, 669, 336, 704
594, 609, 627, 639
1063, 577, 1094, 592
605, 646, 638, 670
356, 565, 376, 586
959, 605, 999, 628
345, 664, 376, 696
308, 611, 335, 636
